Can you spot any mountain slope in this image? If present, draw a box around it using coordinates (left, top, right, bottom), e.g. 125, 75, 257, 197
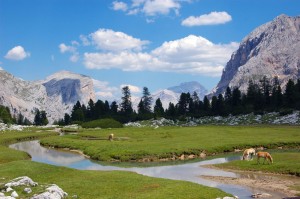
0, 69, 95, 123
211, 14, 300, 96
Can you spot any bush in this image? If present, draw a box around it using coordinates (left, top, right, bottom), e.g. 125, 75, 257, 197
81, 118, 123, 129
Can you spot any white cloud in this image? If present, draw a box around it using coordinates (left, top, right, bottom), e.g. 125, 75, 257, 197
182, 11, 232, 26
93, 79, 119, 100
0, 66, 3, 70
112, 1, 128, 11
84, 35, 238, 76
90, 29, 149, 52
80, 35, 91, 46
59, 43, 80, 63
59, 43, 76, 53
120, 84, 141, 93
5, 46, 30, 61
112, 0, 190, 17
142, 0, 180, 16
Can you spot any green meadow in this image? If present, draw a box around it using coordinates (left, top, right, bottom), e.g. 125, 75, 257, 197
214, 152, 300, 176
1, 125, 300, 198
0, 129, 230, 199
41, 125, 300, 161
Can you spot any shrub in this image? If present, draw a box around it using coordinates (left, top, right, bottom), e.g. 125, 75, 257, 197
81, 118, 123, 129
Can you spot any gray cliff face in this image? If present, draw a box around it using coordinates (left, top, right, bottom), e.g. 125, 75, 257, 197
212, 14, 300, 96
0, 70, 95, 123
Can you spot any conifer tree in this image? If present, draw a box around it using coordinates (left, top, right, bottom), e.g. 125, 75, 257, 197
154, 98, 164, 117
120, 86, 133, 116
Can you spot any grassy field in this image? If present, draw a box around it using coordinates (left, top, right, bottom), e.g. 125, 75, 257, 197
213, 152, 300, 176
0, 128, 232, 199
40, 125, 300, 161
0, 160, 230, 199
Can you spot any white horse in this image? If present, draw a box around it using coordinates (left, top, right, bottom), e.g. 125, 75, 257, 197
242, 148, 256, 160
108, 133, 114, 141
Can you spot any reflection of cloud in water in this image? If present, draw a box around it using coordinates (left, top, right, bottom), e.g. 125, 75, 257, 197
10, 141, 85, 166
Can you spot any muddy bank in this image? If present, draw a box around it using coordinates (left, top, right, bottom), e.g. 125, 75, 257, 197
202, 166, 300, 197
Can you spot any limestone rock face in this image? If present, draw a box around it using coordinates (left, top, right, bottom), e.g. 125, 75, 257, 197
211, 14, 300, 96
0, 70, 95, 123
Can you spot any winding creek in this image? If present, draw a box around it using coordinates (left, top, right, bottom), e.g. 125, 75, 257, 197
10, 140, 291, 199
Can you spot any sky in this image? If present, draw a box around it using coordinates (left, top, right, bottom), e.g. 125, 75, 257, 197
0, 0, 299, 101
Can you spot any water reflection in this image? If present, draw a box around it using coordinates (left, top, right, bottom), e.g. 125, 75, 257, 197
10, 141, 287, 199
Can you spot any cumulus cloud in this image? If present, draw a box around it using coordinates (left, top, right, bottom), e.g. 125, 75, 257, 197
93, 79, 119, 100
84, 35, 238, 76
182, 11, 232, 26
112, 1, 128, 11
112, 0, 189, 17
142, 0, 180, 16
120, 84, 141, 93
59, 43, 80, 62
5, 46, 30, 61
90, 29, 149, 52
59, 43, 76, 53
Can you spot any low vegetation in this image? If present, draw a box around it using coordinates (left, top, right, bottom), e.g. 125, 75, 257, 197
40, 125, 300, 162
214, 152, 300, 176
0, 128, 231, 198
81, 118, 123, 129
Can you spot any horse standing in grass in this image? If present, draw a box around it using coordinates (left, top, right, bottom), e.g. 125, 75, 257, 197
257, 151, 273, 164
108, 133, 114, 141
242, 148, 256, 160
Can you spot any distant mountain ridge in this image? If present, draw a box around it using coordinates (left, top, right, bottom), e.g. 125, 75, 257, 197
149, 81, 208, 109
211, 14, 300, 96
0, 69, 95, 123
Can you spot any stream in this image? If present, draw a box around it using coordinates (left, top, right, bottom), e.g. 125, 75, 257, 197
10, 140, 289, 199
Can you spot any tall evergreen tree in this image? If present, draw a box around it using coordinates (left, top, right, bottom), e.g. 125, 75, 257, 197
177, 93, 191, 115
154, 98, 164, 117
120, 86, 133, 116
165, 102, 176, 119
142, 87, 152, 113
211, 96, 218, 115
284, 79, 296, 108
137, 99, 145, 114
110, 101, 118, 115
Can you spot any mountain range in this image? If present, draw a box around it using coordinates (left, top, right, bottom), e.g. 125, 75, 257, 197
1, 14, 299, 123
0, 70, 95, 123
0, 68, 207, 123
211, 14, 300, 96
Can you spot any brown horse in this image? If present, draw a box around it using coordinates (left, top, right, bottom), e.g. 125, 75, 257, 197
242, 148, 256, 160
257, 151, 273, 164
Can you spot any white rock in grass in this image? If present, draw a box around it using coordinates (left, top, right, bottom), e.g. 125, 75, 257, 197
31, 184, 68, 199
24, 188, 32, 194
0, 196, 16, 199
10, 191, 18, 198
0, 193, 4, 196
6, 188, 13, 193
5, 176, 38, 187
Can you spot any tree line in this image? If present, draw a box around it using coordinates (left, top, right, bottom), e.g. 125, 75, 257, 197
57, 77, 300, 125
1, 77, 299, 125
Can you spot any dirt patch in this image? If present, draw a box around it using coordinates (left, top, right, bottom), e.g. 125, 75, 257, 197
202, 166, 300, 197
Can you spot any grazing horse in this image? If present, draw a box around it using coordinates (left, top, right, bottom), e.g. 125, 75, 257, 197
242, 148, 256, 160
257, 151, 273, 164
108, 133, 114, 141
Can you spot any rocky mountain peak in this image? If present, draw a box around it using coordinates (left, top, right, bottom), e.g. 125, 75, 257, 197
211, 14, 300, 96
0, 70, 95, 123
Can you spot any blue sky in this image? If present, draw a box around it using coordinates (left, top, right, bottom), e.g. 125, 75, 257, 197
0, 0, 299, 101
